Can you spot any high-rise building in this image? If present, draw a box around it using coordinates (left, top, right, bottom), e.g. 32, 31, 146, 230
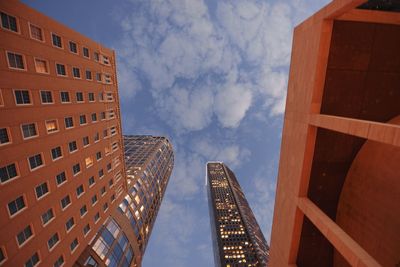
76, 135, 174, 267
207, 162, 269, 267
0, 1, 126, 266
269, 1, 400, 267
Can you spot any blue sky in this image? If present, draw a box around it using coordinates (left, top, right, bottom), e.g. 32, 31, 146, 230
25, 0, 329, 266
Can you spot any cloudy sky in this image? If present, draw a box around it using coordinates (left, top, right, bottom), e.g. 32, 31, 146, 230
26, 0, 329, 266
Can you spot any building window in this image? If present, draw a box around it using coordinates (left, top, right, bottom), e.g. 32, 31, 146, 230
8, 195, 25, 216
47, 233, 59, 250
104, 73, 112, 84
88, 92, 95, 102
65, 217, 75, 232
83, 136, 89, 146
83, 224, 91, 236
107, 163, 112, 172
1, 12, 18, 32
85, 70, 92, 80
111, 194, 116, 202
76, 92, 84, 102
0, 247, 5, 264
25, 252, 39, 267
0, 128, 10, 145
28, 154, 43, 170
79, 115, 87, 125
70, 238, 79, 252
0, 163, 18, 183
72, 163, 81, 175
98, 169, 104, 178
56, 63, 66, 76
29, 23, 43, 41
14, 90, 30, 105
7, 52, 25, 70
21, 123, 37, 139
76, 185, 84, 197
17, 225, 33, 246
72, 67, 81, 78
60, 91, 70, 103
108, 179, 114, 187
41, 208, 54, 225
52, 33, 62, 48
60, 195, 71, 210
94, 212, 100, 223
100, 186, 106, 196
94, 52, 100, 61
110, 126, 117, 136
80, 205, 88, 217
94, 132, 99, 142
51, 146, 62, 160
88, 176, 95, 187
83, 47, 89, 58
64, 117, 74, 129
99, 92, 104, 102
68, 141, 77, 152
91, 195, 98, 205
96, 73, 102, 82
91, 113, 97, 122
100, 112, 106, 120
55, 171, 66, 186
96, 151, 102, 161
53, 256, 64, 267
103, 202, 108, 211
34, 59, 49, 74
102, 56, 110, 65
85, 156, 93, 168
40, 90, 53, 104
35, 182, 49, 199
69, 41, 77, 53
45, 120, 59, 133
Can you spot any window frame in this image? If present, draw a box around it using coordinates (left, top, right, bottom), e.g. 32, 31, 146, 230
83, 224, 91, 236
13, 89, 32, 106
28, 22, 44, 42
76, 184, 84, 198
51, 32, 63, 49
64, 116, 74, 129
65, 217, 75, 233
34, 58, 50, 74
40, 90, 54, 104
79, 115, 87, 125
45, 119, 59, 134
0, 162, 19, 184
82, 47, 90, 58
1, 11, 19, 33
69, 41, 78, 54
8, 195, 26, 218
47, 232, 60, 251
0, 127, 11, 146
70, 238, 79, 253
35, 181, 50, 200
72, 163, 81, 176
16, 224, 34, 247
85, 69, 92, 80
0, 246, 7, 265
76, 92, 84, 103
51, 146, 63, 161
60, 91, 71, 104
55, 171, 67, 187
60, 195, 71, 211
68, 140, 78, 153
53, 255, 64, 267
41, 208, 55, 226
24, 251, 40, 267
20, 122, 38, 140
80, 205, 88, 217
55, 63, 67, 77
72, 66, 81, 79
6, 51, 26, 71
27, 153, 44, 171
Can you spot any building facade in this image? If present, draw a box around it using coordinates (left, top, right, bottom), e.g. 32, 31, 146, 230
0, 1, 126, 266
207, 162, 269, 267
76, 135, 174, 267
269, 1, 400, 267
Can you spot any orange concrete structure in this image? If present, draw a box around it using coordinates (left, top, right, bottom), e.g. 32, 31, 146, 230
269, 1, 400, 267
0, 1, 126, 266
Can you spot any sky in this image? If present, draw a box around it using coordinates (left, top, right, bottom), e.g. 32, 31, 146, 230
25, 0, 329, 266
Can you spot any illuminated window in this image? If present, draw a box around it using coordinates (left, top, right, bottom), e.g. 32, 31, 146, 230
85, 157, 93, 168
45, 120, 58, 133
35, 59, 49, 74
134, 195, 140, 205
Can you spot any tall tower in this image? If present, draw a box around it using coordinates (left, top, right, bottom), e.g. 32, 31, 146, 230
76, 135, 174, 267
207, 162, 269, 267
0, 1, 126, 267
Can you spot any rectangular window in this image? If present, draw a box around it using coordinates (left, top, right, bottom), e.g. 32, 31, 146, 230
83, 136, 89, 146
104, 73, 112, 84
45, 120, 58, 133
52, 33, 62, 48
96, 151, 102, 160
17, 225, 32, 246
0, 163, 18, 183
107, 163, 112, 172
88, 92, 95, 102
1, 12, 18, 32
35, 182, 49, 199
108, 179, 114, 187
79, 115, 87, 125
56, 63, 66, 76
100, 112, 106, 120
100, 186, 106, 196
21, 123, 37, 139
91, 195, 98, 205
70, 238, 79, 252
0, 128, 10, 144
14, 90, 30, 104
72, 163, 81, 175
0, 247, 5, 264
76, 185, 84, 197
48, 233, 59, 250
99, 92, 104, 102
94, 132, 99, 142
91, 113, 97, 122
51, 146, 62, 160
64, 117, 74, 129
83, 47, 89, 58
103, 202, 108, 211
111, 194, 116, 202
29, 23, 43, 41
110, 126, 117, 136
102, 55, 110, 65
96, 73, 102, 82
28, 154, 43, 170
88, 176, 95, 187
60, 195, 71, 209
69, 41, 77, 53
60, 91, 70, 103
68, 141, 77, 153
103, 129, 108, 138
76, 92, 84, 102
8, 196, 25, 216
72, 67, 81, 78
85, 70, 92, 80
94, 52, 100, 61
25, 252, 39, 267
53, 256, 64, 267
98, 169, 104, 178
65, 217, 75, 231
83, 224, 90, 235
40, 90, 53, 103
55, 171, 66, 186
7, 52, 25, 69
41, 208, 54, 225
94, 212, 100, 222
80, 205, 87, 216
85, 156, 93, 168
34, 59, 49, 74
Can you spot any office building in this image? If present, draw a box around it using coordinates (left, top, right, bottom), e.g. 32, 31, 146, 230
76, 135, 174, 267
207, 162, 269, 267
269, 1, 400, 266
0, 1, 126, 266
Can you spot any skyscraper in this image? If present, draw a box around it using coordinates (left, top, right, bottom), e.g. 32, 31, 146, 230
207, 162, 269, 267
0, 1, 125, 266
76, 135, 174, 267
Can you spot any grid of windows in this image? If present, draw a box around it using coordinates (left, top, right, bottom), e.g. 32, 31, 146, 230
40, 91, 53, 103
7, 52, 24, 69
69, 41, 77, 53
25, 252, 39, 267
8, 196, 25, 216
1, 12, 18, 32
52, 33, 62, 48
60, 195, 71, 209
21, 123, 37, 139
41, 208, 54, 225
48, 233, 59, 250
73, 163, 81, 175
73, 67, 81, 78
65, 117, 74, 128
51, 146, 62, 160
56, 63, 66, 76
17, 225, 33, 246
14, 90, 30, 104
60, 91, 70, 103
29, 24, 43, 41
55, 171, 67, 185
28, 154, 43, 170
0, 163, 18, 183
35, 182, 49, 199
69, 140, 78, 152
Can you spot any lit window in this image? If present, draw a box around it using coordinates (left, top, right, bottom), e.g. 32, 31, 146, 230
0, 128, 10, 145
45, 120, 58, 133
55, 171, 66, 186
14, 90, 30, 104
64, 117, 74, 128
85, 156, 93, 168
56, 63, 66, 76
69, 41, 77, 53
40, 91, 53, 103
41, 208, 54, 225
51, 146, 62, 160
53, 255, 64, 267
52, 33, 62, 48
72, 163, 81, 176
8, 196, 25, 216
79, 115, 87, 125
7, 52, 24, 69
80, 205, 88, 216
21, 123, 37, 139
35, 182, 49, 199
28, 154, 43, 170
65, 217, 75, 232
35, 59, 49, 74
29, 23, 43, 41
76, 92, 84, 102
17, 225, 32, 246
25, 252, 39, 267
60, 195, 71, 209
0, 163, 18, 183
1, 12, 18, 32
60, 91, 70, 103
72, 67, 81, 78
83, 47, 89, 58
85, 70, 92, 80
48, 233, 59, 250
